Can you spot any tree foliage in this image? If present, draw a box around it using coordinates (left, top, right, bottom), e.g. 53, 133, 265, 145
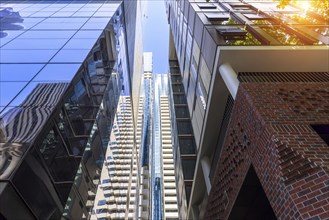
277, 0, 329, 19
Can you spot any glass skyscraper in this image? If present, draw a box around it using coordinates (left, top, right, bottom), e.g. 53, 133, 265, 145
152, 73, 179, 220
0, 0, 143, 219
90, 53, 179, 220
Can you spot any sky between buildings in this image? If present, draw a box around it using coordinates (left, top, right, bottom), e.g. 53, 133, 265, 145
142, 0, 169, 74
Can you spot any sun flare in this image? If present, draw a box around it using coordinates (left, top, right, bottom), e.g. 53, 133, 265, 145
296, 0, 311, 12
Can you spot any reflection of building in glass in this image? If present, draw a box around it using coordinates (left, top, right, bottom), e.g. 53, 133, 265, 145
0, 83, 68, 179
0, 0, 143, 219
91, 96, 137, 219
0, 7, 24, 38
166, 0, 329, 219
1, 83, 68, 142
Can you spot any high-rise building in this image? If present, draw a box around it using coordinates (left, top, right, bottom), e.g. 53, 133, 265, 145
91, 53, 179, 220
138, 54, 179, 220
140, 53, 179, 220
137, 52, 153, 220
166, 0, 329, 219
152, 73, 179, 220
0, 0, 143, 219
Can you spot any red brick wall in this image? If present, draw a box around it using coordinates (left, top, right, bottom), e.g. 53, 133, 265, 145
205, 82, 329, 220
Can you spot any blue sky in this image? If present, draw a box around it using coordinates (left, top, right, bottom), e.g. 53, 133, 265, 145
142, 0, 169, 74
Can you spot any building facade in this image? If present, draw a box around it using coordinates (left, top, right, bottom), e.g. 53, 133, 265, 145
152, 73, 179, 220
90, 53, 179, 220
138, 54, 179, 220
166, 0, 329, 219
137, 52, 152, 220
0, 0, 143, 219
168, 58, 197, 220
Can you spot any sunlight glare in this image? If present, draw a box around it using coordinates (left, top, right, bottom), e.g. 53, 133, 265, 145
296, 0, 311, 12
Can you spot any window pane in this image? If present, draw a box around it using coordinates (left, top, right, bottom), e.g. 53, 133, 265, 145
39, 127, 79, 182
0, 64, 44, 81
173, 94, 187, 104
0, 82, 28, 107
19, 30, 76, 39
0, 50, 57, 63
63, 39, 97, 49
182, 159, 196, 180
177, 120, 193, 135
33, 64, 81, 82
175, 106, 189, 118
50, 49, 90, 63
12, 151, 62, 219
179, 138, 196, 154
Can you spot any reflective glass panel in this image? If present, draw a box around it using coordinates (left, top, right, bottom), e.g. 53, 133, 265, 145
65, 4, 85, 8
20, 8, 41, 12
179, 138, 196, 154
1, 30, 24, 39
33, 64, 81, 82
57, 7, 79, 12
5, 82, 44, 107
18, 11, 35, 17
77, 8, 98, 12
87, 17, 112, 23
50, 49, 90, 63
59, 5, 81, 12
19, 30, 76, 39
73, 30, 102, 39
0, 50, 57, 63
20, 17, 45, 23
32, 22, 84, 30
63, 39, 97, 49
2, 38, 68, 49
42, 17, 88, 23
51, 11, 75, 17
0, 64, 44, 81
0, 38, 11, 47
182, 159, 196, 180
177, 120, 193, 135
81, 22, 107, 30
29, 11, 55, 17
39, 127, 79, 182
0, 82, 28, 107
12, 153, 62, 219
6, 82, 68, 108
21, 18, 46, 29
93, 11, 114, 17
72, 11, 94, 17
36, 8, 61, 12
175, 106, 190, 118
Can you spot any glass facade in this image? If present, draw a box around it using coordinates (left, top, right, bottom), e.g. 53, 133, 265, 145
0, 0, 138, 219
152, 74, 165, 220
141, 78, 151, 167
151, 74, 179, 219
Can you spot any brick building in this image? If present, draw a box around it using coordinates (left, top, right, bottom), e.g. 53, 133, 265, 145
206, 81, 329, 219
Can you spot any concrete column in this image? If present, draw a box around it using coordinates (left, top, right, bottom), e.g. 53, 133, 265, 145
191, 204, 200, 220
218, 63, 239, 99
201, 157, 212, 194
